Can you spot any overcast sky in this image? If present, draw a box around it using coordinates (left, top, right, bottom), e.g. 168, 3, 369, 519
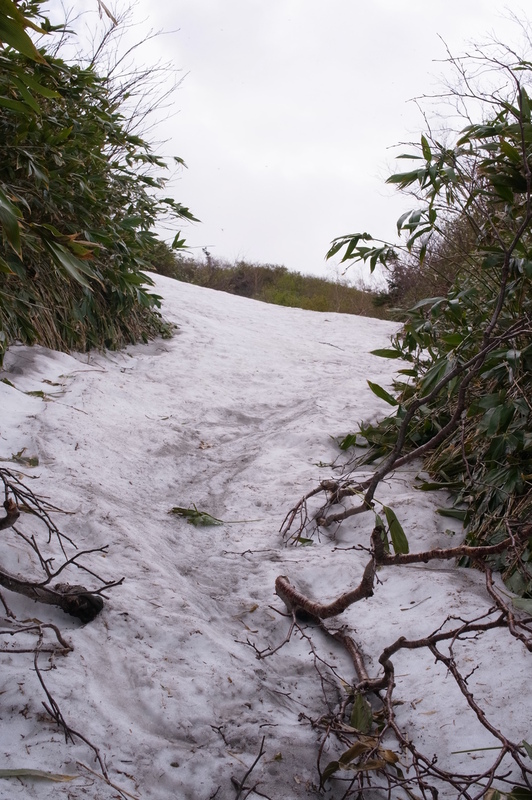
111, 2, 525, 280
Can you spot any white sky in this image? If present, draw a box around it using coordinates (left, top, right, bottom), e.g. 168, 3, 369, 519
67, 1, 528, 279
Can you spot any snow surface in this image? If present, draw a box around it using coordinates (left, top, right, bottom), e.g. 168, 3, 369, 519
0, 274, 529, 799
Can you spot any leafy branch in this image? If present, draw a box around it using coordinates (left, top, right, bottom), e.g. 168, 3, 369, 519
273, 31, 532, 798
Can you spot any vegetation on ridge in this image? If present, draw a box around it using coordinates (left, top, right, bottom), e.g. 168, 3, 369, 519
151, 246, 390, 319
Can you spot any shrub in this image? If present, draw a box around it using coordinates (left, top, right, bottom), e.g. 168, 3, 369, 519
151, 250, 388, 318
0, 0, 195, 365
329, 35, 532, 594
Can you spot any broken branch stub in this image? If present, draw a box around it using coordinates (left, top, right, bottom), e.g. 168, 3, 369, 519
0, 498, 20, 530
0, 569, 104, 623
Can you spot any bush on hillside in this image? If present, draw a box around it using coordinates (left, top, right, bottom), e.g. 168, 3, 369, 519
0, 0, 195, 366
329, 36, 532, 594
152, 247, 389, 319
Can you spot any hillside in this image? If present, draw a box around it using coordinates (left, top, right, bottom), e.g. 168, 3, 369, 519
0, 276, 529, 800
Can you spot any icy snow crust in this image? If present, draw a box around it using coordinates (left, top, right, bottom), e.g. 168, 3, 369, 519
0, 275, 528, 799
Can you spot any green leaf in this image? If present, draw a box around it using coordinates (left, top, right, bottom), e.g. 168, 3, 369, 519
172, 231, 186, 249
320, 760, 340, 787
0, 94, 34, 114
10, 76, 42, 113
9, 67, 60, 99
441, 332, 464, 347
511, 598, 532, 615
476, 392, 506, 410
350, 692, 373, 734
375, 513, 390, 553
409, 296, 446, 310
520, 87, 531, 120
421, 135, 432, 161
370, 348, 403, 359
0, 769, 75, 782
339, 433, 357, 450
383, 506, 409, 554
43, 241, 96, 288
295, 536, 314, 546
522, 740, 532, 760
386, 168, 425, 187
396, 209, 413, 234
397, 368, 418, 377
436, 508, 468, 521
0, 186, 22, 255
491, 180, 515, 203
0, 16, 46, 61
326, 232, 372, 261
169, 505, 224, 526
367, 381, 398, 406
11, 447, 39, 466
507, 788, 532, 800
416, 480, 461, 491
0, 0, 47, 34
500, 139, 522, 163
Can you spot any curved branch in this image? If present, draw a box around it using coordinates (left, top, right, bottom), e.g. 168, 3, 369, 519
275, 559, 375, 620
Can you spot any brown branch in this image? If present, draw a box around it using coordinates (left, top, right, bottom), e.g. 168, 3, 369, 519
371, 525, 531, 567
275, 559, 375, 620
328, 627, 370, 683
76, 762, 140, 800
1, 469, 75, 551
0, 498, 20, 530
276, 522, 528, 626
34, 647, 111, 781
0, 621, 72, 651
365, 614, 506, 691
484, 566, 532, 652
0, 568, 104, 622
280, 484, 325, 540
232, 736, 266, 800
428, 641, 527, 757
269, 562, 522, 797
247, 610, 298, 659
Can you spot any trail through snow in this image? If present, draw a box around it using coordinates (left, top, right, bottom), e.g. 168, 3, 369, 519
0, 275, 529, 799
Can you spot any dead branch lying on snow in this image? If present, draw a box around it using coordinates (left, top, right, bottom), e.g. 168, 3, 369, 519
0, 467, 127, 795
0, 475, 123, 622
265, 526, 532, 798
275, 525, 532, 623
0, 496, 110, 623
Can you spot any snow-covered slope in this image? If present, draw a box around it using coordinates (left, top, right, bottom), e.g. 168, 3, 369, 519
0, 276, 528, 799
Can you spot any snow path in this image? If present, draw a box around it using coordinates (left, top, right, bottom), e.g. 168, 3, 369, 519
0, 275, 529, 799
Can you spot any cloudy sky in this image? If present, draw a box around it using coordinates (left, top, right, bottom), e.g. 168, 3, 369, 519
111, 2, 524, 280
